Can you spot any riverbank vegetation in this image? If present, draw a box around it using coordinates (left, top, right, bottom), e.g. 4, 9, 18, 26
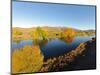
12, 45, 44, 74
12, 27, 95, 42
12, 37, 96, 73
12, 27, 96, 74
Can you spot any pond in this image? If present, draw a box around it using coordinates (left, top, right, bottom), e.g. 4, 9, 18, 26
12, 35, 95, 59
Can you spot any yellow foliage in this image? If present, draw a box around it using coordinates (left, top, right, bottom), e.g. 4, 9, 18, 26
63, 28, 76, 38
30, 30, 40, 40
37, 27, 48, 40
12, 45, 44, 74
13, 29, 22, 35
30, 27, 49, 40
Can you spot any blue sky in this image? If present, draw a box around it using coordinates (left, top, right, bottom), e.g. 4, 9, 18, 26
12, 1, 96, 30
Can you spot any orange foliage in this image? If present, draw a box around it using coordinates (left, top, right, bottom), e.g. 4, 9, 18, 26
63, 28, 76, 38
64, 36, 74, 43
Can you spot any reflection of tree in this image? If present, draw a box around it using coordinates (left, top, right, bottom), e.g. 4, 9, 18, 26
33, 39, 40, 45
63, 36, 75, 43
13, 38, 22, 44
39, 39, 48, 47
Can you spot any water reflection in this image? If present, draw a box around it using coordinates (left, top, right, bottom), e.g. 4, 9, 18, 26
39, 39, 48, 47
12, 40, 33, 50
33, 39, 40, 45
13, 39, 22, 44
12, 35, 95, 58
63, 36, 75, 44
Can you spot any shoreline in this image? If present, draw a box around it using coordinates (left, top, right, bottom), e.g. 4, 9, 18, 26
39, 38, 96, 72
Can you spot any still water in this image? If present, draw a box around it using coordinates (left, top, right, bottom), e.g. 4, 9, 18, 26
12, 35, 95, 58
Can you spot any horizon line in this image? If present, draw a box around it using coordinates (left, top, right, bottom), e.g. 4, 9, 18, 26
12, 25, 95, 31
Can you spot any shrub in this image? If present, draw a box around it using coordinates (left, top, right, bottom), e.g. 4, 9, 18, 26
12, 45, 44, 74
63, 28, 76, 38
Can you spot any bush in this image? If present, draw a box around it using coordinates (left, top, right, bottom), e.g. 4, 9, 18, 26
12, 45, 44, 74
63, 28, 76, 38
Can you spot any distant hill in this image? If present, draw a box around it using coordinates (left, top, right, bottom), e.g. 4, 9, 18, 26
13, 26, 95, 32
12, 26, 95, 37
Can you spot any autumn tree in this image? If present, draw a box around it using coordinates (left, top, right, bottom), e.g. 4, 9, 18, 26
30, 30, 40, 40
36, 27, 48, 40
63, 28, 76, 39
